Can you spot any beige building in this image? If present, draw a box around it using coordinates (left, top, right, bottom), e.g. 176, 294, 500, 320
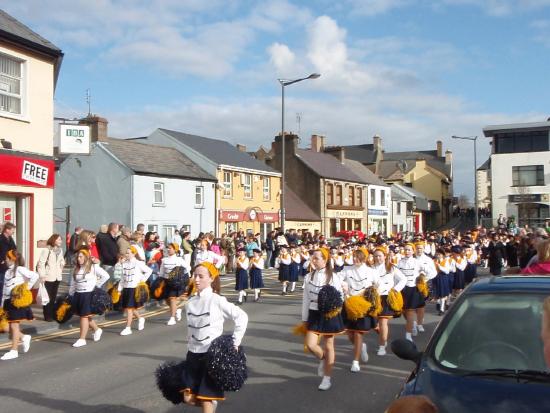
0, 10, 63, 267
476, 158, 491, 209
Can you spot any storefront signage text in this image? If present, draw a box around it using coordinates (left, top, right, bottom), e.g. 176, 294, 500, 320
0, 153, 55, 188
508, 194, 547, 203
326, 210, 364, 219
22, 160, 49, 186
368, 209, 388, 216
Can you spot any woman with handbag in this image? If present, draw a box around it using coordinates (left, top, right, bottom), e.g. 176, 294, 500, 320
37, 234, 65, 322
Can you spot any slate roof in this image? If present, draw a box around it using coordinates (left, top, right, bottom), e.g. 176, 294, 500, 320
344, 159, 388, 186
391, 185, 413, 202
477, 158, 491, 171
393, 184, 430, 211
102, 138, 216, 181
0, 10, 61, 54
284, 185, 321, 222
296, 149, 367, 184
377, 159, 416, 180
341, 144, 377, 164
158, 129, 278, 174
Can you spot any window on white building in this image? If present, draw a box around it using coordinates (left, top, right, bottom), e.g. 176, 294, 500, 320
263, 176, 270, 200
370, 188, 376, 206
397, 202, 402, 214
512, 165, 544, 186
153, 182, 165, 205
223, 171, 232, 197
381, 189, 386, 206
0, 53, 24, 116
195, 186, 204, 208
243, 173, 252, 199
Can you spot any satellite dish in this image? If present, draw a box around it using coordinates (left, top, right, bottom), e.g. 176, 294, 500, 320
396, 160, 408, 173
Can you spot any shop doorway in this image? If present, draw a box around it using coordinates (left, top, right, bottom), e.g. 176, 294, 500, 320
0, 193, 32, 265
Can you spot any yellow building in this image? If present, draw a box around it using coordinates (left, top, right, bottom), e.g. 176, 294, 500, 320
146, 129, 281, 239
0, 10, 63, 267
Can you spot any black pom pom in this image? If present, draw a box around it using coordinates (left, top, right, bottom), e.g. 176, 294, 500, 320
155, 360, 187, 404
90, 287, 112, 315
317, 285, 343, 314
207, 335, 247, 392
167, 266, 189, 290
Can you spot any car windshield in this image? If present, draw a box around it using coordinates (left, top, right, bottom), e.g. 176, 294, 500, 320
432, 293, 548, 373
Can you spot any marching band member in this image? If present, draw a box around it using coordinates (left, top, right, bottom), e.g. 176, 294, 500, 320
159, 243, 190, 326
70, 249, 110, 348
119, 246, 153, 336
235, 248, 249, 304
452, 246, 467, 296
289, 246, 301, 293
331, 247, 345, 273
301, 249, 345, 391
195, 240, 224, 269
276, 246, 291, 295
249, 249, 264, 302
341, 250, 377, 372
1, 250, 38, 360
413, 242, 437, 335
182, 262, 248, 412
432, 249, 451, 315
372, 247, 406, 356
397, 243, 422, 342
344, 247, 354, 267
464, 244, 478, 284
300, 244, 311, 277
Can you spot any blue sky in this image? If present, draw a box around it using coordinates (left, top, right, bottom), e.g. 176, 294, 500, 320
3, 0, 550, 198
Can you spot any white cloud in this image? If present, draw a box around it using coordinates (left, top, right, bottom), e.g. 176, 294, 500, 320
268, 43, 300, 75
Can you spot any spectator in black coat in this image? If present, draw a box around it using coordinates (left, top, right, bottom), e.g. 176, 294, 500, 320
96, 223, 119, 273
488, 236, 506, 275
66, 226, 83, 265
0, 222, 17, 294
505, 236, 519, 268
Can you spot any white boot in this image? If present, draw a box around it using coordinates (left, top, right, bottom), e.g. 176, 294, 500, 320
290, 282, 296, 292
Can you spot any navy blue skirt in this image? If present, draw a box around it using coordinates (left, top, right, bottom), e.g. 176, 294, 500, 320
163, 279, 185, 298
379, 295, 401, 318
183, 351, 225, 401
307, 309, 345, 335
342, 306, 377, 332
289, 262, 300, 282
121, 287, 143, 309
278, 264, 290, 282
334, 265, 344, 273
402, 286, 425, 310
453, 269, 465, 290
432, 273, 451, 298
301, 263, 309, 276
3, 298, 33, 322
72, 291, 94, 317
464, 264, 477, 284
249, 268, 264, 289
447, 272, 455, 292
235, 269, 249, 291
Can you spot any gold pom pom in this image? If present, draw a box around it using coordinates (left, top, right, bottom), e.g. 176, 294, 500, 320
134, 281, 150, 303
323, 307, 342, 320
364, 286, 382, 317
154, 279, 165, 299
292, 322, 308, 336
416, 274, 429, 298
387, 288, 404, 313
11, 283, 33, 308
344, 295, 372, 321
0, 308, 8, 333
110, 285, 121, 304
56, 301, 71, 322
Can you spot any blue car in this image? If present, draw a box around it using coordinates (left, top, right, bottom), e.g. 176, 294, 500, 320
392, 276, 550, 413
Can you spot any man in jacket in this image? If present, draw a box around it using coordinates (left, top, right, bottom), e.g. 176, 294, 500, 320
66, 226, 82, 265
117, 226, 132, 255
96, 222, 119, 275
0, 222, 17, 294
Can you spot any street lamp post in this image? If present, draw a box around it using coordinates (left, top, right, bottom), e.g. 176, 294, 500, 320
452, 135, 478, 227
278, 73, 320, 232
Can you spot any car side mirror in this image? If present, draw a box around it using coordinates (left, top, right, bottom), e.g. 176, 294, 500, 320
391, 339, 423, 363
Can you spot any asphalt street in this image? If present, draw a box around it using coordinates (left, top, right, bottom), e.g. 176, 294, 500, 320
0, 270, 441, 413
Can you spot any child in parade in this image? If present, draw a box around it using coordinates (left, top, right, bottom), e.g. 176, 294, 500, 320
300, 244, 311, 277
70, 249, 110, 348
331, 247, 344, 273
195, 239, 225, 269
1, 250, 38, 360
372, 247, 406, 356
413, 242, 437, 335
119, 246, 153, 336
183, 262, 248, 413
276, 246, 291, 295
341, 250, 377, 372
397, 243, 422, 342
289, 245, 301, 293
343, 246, 354, 267
432, 249, 451, 315
235, 248, 249, 304
302, 249, 345, 391
464, 244, 478, 284
452, 246, 467, 296
249, 249, 264, 302
159, 243, 190, 325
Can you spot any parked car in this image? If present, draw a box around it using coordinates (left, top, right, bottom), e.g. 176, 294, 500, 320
392, 276, 550, 413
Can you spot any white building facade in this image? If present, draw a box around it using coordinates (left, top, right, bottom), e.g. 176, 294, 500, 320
366, 184, 391, 235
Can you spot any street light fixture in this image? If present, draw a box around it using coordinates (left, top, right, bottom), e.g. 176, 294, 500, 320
451, 135, 479, 227
278, 73, 321, 232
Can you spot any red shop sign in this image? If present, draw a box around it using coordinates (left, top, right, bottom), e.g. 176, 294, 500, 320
258, 212, 279, 223
0, 153, 55, 188
219, 210, 245, 222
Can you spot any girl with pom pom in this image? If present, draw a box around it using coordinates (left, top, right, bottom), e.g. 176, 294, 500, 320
159, 243, 190, 326
372, 247, 406, 356
183, 262, 248, 412
69, 249, 110, 348
301, 249, 345, 391
1, 250, 38, 360
119, 246, 153, 336
341, 249, 378, 372
397, 243, 423, 342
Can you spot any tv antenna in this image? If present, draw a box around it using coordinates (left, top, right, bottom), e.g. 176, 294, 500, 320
296, 112, 302, 135
85, 88, 92, 116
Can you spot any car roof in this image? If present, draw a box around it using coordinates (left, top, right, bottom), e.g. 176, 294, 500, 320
467, 276, 550, 294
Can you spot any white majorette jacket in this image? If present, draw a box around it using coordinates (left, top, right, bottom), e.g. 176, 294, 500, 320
341, 264, 377, 296
435, 258, 450, 274
195, 250, 224, 269
118, 259, 152, 290
397, 256, 421, 288
301, 268, 344, 322
1, 265, 39, 304
454, 256, 468, 271
159, 255, 189, 278
466, 250, 478, 265
251, 257, 264, 269
235, 256, 249, 270
69, 264, 110, 294
275, 253, 291, 268
415, 253, 437, 280
186, 287, 248, 353
372, 263, 407, 296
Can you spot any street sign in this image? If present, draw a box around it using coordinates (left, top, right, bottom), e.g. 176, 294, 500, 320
59, 124, 90, 154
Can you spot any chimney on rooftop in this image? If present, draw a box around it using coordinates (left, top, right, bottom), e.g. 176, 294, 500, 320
236, 144, 247, 152
373, 135, 382, 152
436, 140, 443, 157
445, 150, 453, 165
311, 134, 325, 152
79, 115, 108, 142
